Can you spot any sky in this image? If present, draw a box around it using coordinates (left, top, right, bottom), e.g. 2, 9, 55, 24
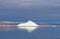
0, 0, 60, 9
0, 0, 60, 24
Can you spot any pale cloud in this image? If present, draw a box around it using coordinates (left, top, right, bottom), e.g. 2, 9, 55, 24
0, 0, 60, 9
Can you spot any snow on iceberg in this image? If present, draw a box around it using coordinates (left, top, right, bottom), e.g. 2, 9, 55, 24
17, 20, 39, 32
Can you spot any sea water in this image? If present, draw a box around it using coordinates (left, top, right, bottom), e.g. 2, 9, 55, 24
0, 10, 60, 39
0, 27, 60, 39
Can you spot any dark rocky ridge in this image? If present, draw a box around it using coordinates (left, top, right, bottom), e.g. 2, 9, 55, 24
0, 21, 54, 30
0, 21, 20, 30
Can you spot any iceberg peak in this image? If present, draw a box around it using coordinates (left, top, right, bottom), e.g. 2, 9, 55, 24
17, 20, 39, 32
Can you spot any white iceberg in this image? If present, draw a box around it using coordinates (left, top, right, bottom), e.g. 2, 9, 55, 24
17, 20, 39, 32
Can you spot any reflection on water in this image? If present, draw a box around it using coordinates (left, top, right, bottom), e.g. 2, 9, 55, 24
0, 25, 18, 30
0, 26, 60, 39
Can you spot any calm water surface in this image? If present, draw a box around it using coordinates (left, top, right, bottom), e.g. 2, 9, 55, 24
0, 27, 60, 39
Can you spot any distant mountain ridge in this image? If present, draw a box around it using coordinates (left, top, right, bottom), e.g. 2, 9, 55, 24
0, 21, 56, 31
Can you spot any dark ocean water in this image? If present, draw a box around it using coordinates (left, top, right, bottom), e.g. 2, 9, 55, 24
0, 27, 60, 39
0, 9, 60, 39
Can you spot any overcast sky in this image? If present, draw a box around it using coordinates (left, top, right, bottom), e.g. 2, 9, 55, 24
0, 0, 60, 9
0, 0, 60, 24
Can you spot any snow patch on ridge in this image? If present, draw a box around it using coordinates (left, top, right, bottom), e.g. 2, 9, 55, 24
17, 20, 39, 32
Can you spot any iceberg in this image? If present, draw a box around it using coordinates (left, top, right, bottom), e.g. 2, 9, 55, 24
17, 20, 39, 32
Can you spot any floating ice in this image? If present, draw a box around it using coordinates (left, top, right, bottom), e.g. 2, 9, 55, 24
17, 20, 39, 32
